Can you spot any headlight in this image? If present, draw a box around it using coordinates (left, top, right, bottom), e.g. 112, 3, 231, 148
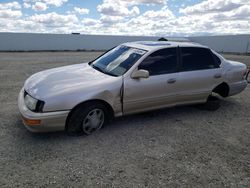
24, 94, 37, 111
24, 92, 44, 112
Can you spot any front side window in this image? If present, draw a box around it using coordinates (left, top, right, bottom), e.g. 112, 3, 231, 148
138, 48, 178, 76
180, 47, 219, 72
90, 45, 146, 77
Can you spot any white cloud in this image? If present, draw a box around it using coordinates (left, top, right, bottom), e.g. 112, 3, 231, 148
74, 7, 89, 15
120, 7, 175, 35
30, 12, 78, 27
0, 1, 22, 19
180, 0, 248, 14
80, 0, 250, 36
121, 0, 167, 5
100, 15, 124, 25
23, 3, 31, 9
96, 0, 167, 20
0, 9, 22, 19
229, 4, 250, 19
0, 1, 21, 10
82, 18, 100, 26
0, 0, 249, 36
142, 9, 174, 19
23, 0, 68, 9
97, 0, 140, 17
39, 0, 68, 7
32, 2, 47, 11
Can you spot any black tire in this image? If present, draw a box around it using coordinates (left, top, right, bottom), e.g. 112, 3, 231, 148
246, 70, 250, 83
196, 95, 221, 111
66, 102, 108, 136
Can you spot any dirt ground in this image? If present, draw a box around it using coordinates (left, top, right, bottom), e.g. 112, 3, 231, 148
0, 52, 249, 187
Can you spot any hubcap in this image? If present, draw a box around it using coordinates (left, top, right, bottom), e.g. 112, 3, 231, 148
82, 109, 104, 134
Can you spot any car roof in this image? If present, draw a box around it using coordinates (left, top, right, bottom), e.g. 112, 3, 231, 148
123, 41, 208, 51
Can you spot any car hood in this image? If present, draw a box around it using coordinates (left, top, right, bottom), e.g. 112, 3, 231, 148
24, 63, 114, 100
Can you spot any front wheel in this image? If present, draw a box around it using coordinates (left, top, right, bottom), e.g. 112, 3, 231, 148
66, 102, 108, 135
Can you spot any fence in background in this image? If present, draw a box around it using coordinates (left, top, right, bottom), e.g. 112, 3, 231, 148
0, 33, 161, 51
0, 32, 249, 53
189, 35, 250, 54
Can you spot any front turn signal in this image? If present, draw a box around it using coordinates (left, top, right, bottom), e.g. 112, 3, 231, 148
22, 117, 41, 126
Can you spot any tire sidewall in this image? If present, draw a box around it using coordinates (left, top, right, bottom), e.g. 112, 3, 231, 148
66, 102, 108, 135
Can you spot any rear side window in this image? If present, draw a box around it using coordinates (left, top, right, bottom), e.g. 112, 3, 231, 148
180, 47, 219, 72
138, 48, 178, 76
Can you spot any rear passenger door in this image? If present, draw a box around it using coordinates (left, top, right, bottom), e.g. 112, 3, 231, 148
177, 47, 222, 104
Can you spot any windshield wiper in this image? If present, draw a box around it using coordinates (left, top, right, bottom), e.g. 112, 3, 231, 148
91, 64, 117, 77
91, 64, 105, 73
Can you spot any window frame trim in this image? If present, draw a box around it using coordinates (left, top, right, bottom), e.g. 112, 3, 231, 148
210, 50, 222, 67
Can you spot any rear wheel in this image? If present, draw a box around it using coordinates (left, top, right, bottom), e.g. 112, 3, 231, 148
246, 70, 250, 83
196, 95, 221, 111
66, 102, 108, 135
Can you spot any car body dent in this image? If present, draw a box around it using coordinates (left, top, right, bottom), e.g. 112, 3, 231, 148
24, 63, 123, 115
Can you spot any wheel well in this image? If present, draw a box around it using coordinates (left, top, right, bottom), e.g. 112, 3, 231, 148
65, 99, 115, 130
212, 82, 229, 97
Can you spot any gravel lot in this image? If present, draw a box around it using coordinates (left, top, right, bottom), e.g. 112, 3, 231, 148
0, 52, 249, 187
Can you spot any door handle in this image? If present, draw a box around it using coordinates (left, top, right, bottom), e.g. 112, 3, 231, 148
167, 78, 176, 84
214, 74, 222, 79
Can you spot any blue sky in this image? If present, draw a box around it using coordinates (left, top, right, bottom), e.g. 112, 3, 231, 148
1, 0, 203, 18
0, 0, 249, 36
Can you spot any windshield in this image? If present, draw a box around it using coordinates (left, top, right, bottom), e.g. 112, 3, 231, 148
90, 45, 147, 77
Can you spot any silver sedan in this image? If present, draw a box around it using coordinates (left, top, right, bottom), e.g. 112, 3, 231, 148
18, 41, 248, 135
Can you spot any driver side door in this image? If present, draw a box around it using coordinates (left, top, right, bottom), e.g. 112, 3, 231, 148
123, 47, 180, 115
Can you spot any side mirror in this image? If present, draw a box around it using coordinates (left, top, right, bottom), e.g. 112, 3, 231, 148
131, 69, 149, 79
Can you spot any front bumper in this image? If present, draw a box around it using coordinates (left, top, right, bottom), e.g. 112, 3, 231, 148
18, 88, 70, 132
